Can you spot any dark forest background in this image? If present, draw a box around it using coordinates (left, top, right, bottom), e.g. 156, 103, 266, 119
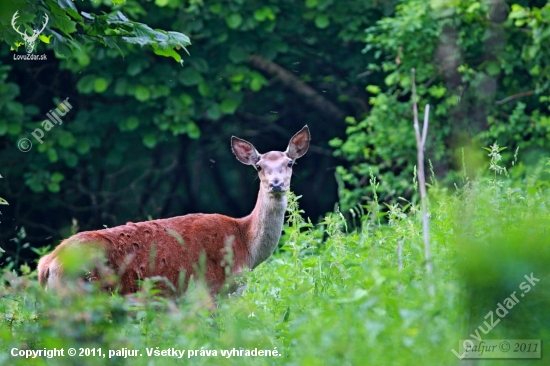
0, 0, 549, 265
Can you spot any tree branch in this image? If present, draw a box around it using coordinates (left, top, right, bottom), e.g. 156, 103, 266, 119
495, 90, 534, 105
248, 54, 346, 121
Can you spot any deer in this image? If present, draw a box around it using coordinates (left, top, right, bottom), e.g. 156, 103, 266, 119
37, 126, 311, 297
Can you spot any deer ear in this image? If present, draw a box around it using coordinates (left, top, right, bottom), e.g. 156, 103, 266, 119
231, 136, 261, 165
286, 125, 310, 160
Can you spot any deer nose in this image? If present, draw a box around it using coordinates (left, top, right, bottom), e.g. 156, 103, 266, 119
269, 180, 284, 192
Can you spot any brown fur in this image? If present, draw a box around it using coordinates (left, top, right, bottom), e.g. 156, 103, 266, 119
37, 254, 52, 287
37, 214, 252, 295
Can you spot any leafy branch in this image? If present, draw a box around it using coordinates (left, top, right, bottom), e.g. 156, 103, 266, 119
0, 0, 191, 64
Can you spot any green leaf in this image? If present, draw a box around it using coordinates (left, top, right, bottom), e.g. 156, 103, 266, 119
57, 0, 83, 22
64, 152, 78, 167
226, 13, 243, 29
206, 104, 222, 120
51, 172, 65, 183
77, 75, 95, 94
93, 77, 109, 93
466, 2, 481, 13
254, 9, 266, 22
0, 197, 8, 205
5, 101, 23, 116
485, 62, 500, 76
151, 85, 170, 98
57, 0, 78, 11
230, 73, 245, 83
153, 46, 182, 64
51, 30, 72, 57
180, 94, 193, 107
254, 7, 275, 22
66, 8, 83, 23
76, 140, 90, 154
428, 85, 446, 98
54, 16, 77, 36
58, 132, 76, 148
39, 34, 52, 44
47, 148, 59, 163
249, 72, 268, 91
366, 85, 381, 94
117, 11, 129, 22
198, 82, 211, 97
187, 122, 200, 139
47, 182, 61, 193
121, 116, 140, 131
167, 31, 191, 48
7, 123, 22, 136
122, 36, 153, 47
101, 36, 124, 57
220, 95, 242, 114
179, 68, 203, 86
314, 14, 330, 29
75, 50, 90, 67
250, 77, 264, 91
135, 86, 151, 101
142, 134, 157, 148
209, 3, 223, 14
305, 0, 318, 8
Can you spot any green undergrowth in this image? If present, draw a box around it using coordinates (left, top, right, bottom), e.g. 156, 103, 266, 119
0, 153, 549, 366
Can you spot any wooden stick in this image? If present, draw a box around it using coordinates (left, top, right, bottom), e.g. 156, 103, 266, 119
411, 68, 434, 296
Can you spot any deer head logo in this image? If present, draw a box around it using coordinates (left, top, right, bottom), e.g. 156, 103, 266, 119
11, 11, 49, 54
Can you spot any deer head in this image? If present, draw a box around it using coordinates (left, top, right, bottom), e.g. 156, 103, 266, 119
231, 126, 311, 196
11, 11, 49, 54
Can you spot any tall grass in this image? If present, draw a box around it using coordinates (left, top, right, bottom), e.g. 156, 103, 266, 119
0, 150, 548, 366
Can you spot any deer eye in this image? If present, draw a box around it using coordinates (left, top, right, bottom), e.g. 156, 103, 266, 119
287, 160, 294, 167
255, 164, 262, 171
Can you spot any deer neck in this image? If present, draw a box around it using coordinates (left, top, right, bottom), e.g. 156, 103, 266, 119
243, 185, 287, 269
